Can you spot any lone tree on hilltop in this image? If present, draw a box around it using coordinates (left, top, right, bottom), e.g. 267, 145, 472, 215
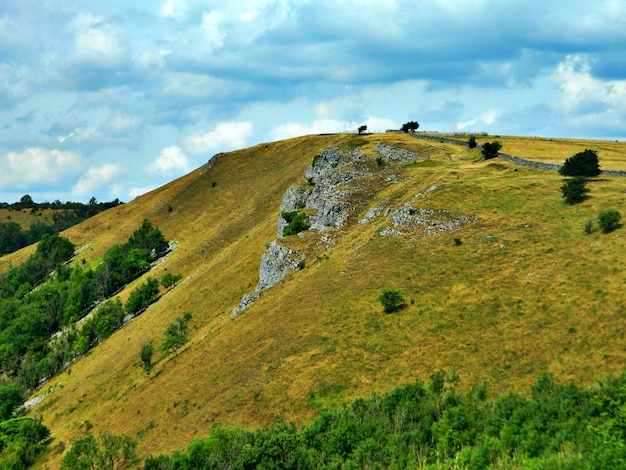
401, 121, 420, 133
481, 141, 502, 159
358, 125, 367, 134
559, 149, 601, 177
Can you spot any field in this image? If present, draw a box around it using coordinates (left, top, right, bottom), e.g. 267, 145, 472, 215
2, 132, 626, 466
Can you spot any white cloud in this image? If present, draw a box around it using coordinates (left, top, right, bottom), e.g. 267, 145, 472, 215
457, 109, 501, 131
72, 163, 124, 197
553, 54, 626, 112
147, 146, 190, 174
68, 14, 128, 68
269, 116, 396, 140
105, 114, 142, 135
0, 147, 83, 189
160, 0, 187, 20
183, 121, 254, 155
129, 186, 157, 199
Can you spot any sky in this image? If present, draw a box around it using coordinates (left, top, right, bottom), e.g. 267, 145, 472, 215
1, 0, 626, 204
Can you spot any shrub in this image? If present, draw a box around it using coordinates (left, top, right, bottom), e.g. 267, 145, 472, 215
560, 177, 589, 204
481, 141, 502, 159
560, 149, 601, 177
598, 210, 622, 233
281, 210, 310, 236
468, 135, 477, 149
378, 289, 406, 313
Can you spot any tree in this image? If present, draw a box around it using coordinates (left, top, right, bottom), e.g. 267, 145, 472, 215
161, 312, 193, 355
358, 125, 367, 134
161, 272, 182, 289
0, 382, 23, 420
400, 121, 419, 133
20, 194, 34, 207
598, 210, 621, 233
560, 149, 601, 177
61, 432, 141, 470
139, 341, 155, 376
481, 141, 502, 159
378, 289, 406, 313
468, 135, 477, 149
560, 177, 589, 204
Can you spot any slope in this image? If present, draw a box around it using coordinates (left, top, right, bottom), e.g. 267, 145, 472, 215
6, 132, 626, 465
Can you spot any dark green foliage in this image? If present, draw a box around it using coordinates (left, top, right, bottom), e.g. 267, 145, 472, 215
135, 370, 626, 469
560, 149, 601, 177
0, 383, 22, 421
598, 209, 622, 233
0, 222, 28, 256
281, 210, 310, 236
481, 141, 502, 159
127, 219, 170, 255
125, 278, 160, 316
357, 125, 367, 134
160, 312, 193, 355
60, 432, 140, 470
468, 135, 477, 149
561, 176, 590, 204
0, 220, 169, 393
139, 341, 155, 376
400, 121, 420, 132
160, 272, 182, 289
0, 417, 50, 468
378, 289, 406, 313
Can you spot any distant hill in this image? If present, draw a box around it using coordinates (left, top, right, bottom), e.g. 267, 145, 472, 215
0, 197, 122, 256
3, 132, 626, 467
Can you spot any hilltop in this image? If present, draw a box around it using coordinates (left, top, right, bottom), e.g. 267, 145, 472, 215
3, 132, 626, 465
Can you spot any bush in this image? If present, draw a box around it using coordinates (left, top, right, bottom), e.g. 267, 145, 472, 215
468, 135, 477, 149
378, 289, 406, 313
281, 210, 310, 236
559, 149, 601, 177
598, 210, 622, 233
560, 177, 589, 204
481, 141, 502, 159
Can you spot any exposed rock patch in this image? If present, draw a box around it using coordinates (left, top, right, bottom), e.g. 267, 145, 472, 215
231, 242, 305, 315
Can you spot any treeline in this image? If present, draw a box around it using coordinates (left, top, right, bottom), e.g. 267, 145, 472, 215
0, 196, 122, 256
57, 370, 626, 469
0, 220, 174, 417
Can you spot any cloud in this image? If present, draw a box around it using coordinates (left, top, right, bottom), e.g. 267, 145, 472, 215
183, 122, 254, 156
129, 186, 157, 199
72, 163, 125, 197
457, 109, 501, 131
147, 146, 190, 174
270, 116, 397, 141
0, 147, 83, 189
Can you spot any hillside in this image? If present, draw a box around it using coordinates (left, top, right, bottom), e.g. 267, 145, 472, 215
4, 132, 626, 465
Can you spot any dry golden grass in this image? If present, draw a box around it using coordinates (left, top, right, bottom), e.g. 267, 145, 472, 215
4, 132, 626, 466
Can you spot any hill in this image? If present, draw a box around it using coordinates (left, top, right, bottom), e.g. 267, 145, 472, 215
3, 132, 626, 466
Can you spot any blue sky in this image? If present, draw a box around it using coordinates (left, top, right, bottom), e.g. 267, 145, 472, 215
1, 0, 625, 203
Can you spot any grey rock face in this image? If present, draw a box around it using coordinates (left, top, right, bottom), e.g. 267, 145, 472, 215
380, 204, 473, 236
374, 143, 422, 163
231, 242, 305, 315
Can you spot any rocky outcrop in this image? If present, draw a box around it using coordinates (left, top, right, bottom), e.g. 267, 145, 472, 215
231, 242, 305, 315
233, 142, 459, 315
373, 143, 423, 163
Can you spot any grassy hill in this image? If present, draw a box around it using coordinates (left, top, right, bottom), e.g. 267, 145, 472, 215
3, 132, 626, 466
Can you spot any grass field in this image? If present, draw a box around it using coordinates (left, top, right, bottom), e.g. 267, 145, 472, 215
3, 132, 626, 466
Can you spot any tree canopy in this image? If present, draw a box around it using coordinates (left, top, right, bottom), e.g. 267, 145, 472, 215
559, 149, 601, 177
